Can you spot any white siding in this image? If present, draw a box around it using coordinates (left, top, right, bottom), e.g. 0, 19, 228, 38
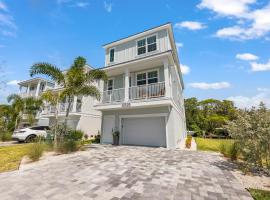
105, 29, 171, 66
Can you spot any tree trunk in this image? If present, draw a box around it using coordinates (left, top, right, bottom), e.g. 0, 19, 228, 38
63, 96, 72, 138
54, 100, 59, 149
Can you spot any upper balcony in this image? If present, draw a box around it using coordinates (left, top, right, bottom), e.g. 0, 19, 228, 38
41, 96, 82, 116
18, 78, 55, 98
94, 53, 173, 110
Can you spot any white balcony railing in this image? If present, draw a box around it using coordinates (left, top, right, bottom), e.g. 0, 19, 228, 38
42, 102, 82, 115
129, 82, 165, 100
101, 88, 125, 103
99, 82, 165, 104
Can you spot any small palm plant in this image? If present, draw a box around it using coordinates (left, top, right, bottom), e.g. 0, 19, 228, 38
30, 56, 107, 139
7, 94, 24, 129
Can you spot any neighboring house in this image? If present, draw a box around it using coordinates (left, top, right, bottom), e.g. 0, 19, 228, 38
95, 23, 187, 149
17, 66, 102, 136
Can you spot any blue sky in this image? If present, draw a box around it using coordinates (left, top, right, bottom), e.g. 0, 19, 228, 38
0, 0, 270, 108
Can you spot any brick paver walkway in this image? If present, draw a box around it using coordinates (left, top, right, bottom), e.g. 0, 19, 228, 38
0, 145, 252, 200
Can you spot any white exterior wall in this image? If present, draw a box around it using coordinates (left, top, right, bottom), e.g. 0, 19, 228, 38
105, 29, 171, 66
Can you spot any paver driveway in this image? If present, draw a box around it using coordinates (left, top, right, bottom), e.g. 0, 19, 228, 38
0, 145, 252, 200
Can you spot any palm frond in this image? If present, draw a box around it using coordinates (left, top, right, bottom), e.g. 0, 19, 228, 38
77, 85, 101, 100
85, 69, 108, 82
30, 63, 65, 85
7, 94, 22, 103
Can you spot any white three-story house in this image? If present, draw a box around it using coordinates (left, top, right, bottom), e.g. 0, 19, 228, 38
95, 23, 186, 149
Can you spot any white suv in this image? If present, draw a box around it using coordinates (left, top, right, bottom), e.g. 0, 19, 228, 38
12, 126, 50, 142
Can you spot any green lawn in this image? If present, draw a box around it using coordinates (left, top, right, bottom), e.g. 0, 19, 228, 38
248, 189, 270, 200
195, 137, 234, 152
0, 144, 31, 173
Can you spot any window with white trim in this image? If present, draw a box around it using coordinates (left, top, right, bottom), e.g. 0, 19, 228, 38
136, 70, 158, 86
147, 35, 157, 52
107, 79, 113, 90
137, 35, 157, 55
137, 39, 146, 55
109, 48, 114, 62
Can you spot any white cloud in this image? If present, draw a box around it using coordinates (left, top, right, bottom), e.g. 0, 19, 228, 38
0, 1, 8, 12
228, 91, 270, 109
174, 21, 206, 30
0, 13, 16, 29
236, 53, 258, 61
250, 59, 270, 72
198, 0, 255, 17
180, 64, 190, 75
198, 0, 270, 40
104, 1, 112, 13
176, 42, 183, 52
75, 2, 89, 8
257, 88, 270, 92
189, 82, 231, 89
7, 80, 20, 85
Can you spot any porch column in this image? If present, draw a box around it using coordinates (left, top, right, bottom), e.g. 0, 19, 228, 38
163, 59, 171, 98
73, 96, 77, 112
35, 80, 41, 97
26, 84, 30, 95
124, 68, 129, 102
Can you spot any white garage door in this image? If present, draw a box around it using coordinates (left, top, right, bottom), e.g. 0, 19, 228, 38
122, 117, 166, 147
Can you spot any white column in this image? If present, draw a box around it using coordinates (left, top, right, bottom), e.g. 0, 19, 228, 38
26, 84, 30, 95
73, 96, 77, 112
124, 68, 129, 102
35, 81, 41, 97
163, 59, 171, 98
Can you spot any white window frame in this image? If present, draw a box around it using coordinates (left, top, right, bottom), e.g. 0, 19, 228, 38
109, 47, 115, 63
135, 69, 159, 86
107, 78, 114, 91
136, 33, 158, 56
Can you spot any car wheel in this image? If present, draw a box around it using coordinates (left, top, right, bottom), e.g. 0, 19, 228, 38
25, 135, 37, 143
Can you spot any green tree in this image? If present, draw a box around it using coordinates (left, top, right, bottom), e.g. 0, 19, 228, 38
7, 94, 25, 129
30, 56, 107, 137
226, 102, 270, 169
41, 90, 63, 148
7, 94, 43, 127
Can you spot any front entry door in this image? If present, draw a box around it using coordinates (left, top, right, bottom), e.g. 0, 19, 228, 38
102, 115, 115, 144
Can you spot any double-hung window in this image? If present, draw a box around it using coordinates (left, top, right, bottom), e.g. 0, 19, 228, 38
147, 36, 157, 52
136, 70, 158, 86
109, 48, 114, 62
137, 39, 146, 55
137, 35, 157, 55
107, 79, 113, 91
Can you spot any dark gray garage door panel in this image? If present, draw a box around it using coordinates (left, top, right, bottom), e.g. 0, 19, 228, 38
122, 117, 166, 147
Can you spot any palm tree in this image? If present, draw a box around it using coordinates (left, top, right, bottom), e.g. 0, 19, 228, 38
24, 97, 43, 126
30, 56, 107, 136
41, 90, 63, 148
7, 94, 24, 129
7, 94, 43, 128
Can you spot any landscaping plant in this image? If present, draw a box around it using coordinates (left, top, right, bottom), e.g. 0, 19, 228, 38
27, 142, 45, 161
185, 135, 192, 149
226, 102, 270, 172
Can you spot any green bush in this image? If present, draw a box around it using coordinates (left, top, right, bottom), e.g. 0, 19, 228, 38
27, 142, 45, 161
92, 134, 100, 143
185, 135, 192, 149
0, 132, 12, 142
66, 130, 84, 141
219, 141, 239, 160
57, 140, 79, 154
229, 142, 239, 161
